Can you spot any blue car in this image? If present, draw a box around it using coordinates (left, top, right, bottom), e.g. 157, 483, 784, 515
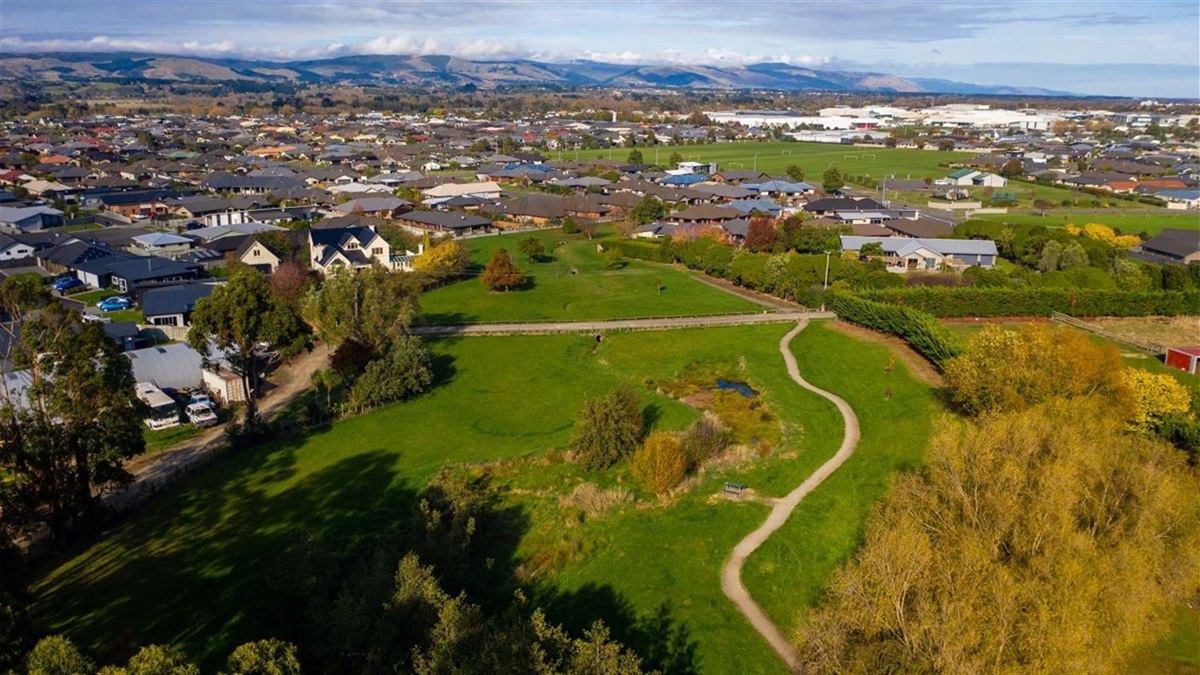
52, 277, 83, 293
98, 296, 134, 312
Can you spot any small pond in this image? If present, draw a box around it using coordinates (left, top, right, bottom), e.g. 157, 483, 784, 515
713, 378, 757, 397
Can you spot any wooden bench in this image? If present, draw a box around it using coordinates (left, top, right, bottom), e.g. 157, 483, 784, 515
722, 482, 747, 498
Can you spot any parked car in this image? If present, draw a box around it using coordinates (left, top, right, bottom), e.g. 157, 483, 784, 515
98, 296, 134, 312
188, 392, 214, 408
81, 313, 113, 324
185, 402, 218, 428
52, 276, 83, 293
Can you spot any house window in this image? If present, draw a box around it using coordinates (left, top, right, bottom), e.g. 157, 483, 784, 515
372, 247, 382, 255
253, 249, 260, 257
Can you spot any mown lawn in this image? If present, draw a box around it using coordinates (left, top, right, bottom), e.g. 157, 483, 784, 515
974, 210, 1200, 235
32, 323, 935, 674
563, 140, 973, 182
420, 229, 760, 323
742, 322, 937, 639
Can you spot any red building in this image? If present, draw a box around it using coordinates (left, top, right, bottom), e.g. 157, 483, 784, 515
1164, 347, 1200, 375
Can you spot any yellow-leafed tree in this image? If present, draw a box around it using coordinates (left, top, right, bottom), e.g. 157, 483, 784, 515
1125, 368, 1193, 429
632, 431, 687, 496
413, 240, 470, 280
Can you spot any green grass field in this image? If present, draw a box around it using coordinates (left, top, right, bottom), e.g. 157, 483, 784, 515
563, 140, 974, 182
743, 324, 937, 636
32, 322, 934, 674
974, 211, 1200, 236
142, 424, 205, 454
420, 229, 760, 323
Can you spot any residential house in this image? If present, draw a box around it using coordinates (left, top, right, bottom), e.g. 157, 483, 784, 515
106, 256, 202, 294
235, 238, 282, 273
0, 205, 64, 233
395, 210, 494, 237
129, 232, 195, 260
1138, 229, 1200, 264
308, 225, 393, 273
141, 283, 219, 327
840, 235, 997, 271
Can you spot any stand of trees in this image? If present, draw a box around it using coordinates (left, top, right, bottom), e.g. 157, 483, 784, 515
796, 325, 1200, 673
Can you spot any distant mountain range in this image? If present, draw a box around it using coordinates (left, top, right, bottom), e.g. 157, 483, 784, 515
0, 51, 1074, 96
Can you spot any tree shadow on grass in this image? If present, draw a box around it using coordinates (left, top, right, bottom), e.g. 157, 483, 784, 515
34, 446, 417, 671
533, 583, 701, 675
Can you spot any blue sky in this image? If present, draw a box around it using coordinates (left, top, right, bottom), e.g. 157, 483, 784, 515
1, 0, 1197, 97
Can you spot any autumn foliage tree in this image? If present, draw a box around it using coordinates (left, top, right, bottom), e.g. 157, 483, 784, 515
744, 218, 778, 252
480, 248, 525, 291
1124, 368, 1193, 430
943, 324, 1129, 416
796, 399, 1200, 674
632, 431, 687, 496
413, 240, 470, 281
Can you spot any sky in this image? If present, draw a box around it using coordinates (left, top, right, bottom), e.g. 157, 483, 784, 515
1, 0, 1198, 97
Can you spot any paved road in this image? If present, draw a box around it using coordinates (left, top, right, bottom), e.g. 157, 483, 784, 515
720, 320, 862, 671
413, 311, 832, 336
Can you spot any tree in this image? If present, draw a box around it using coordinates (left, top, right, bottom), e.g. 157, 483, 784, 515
118, 644, 199, 675
602, 248, 624, 269
627, 148, 644, 164
571, 387, 645, 469
667, 151, 683, 166
745, 218, 778, 252
797, 399, 1200, 674
859, 241, 884, 260
302, 264, 421, 362
25, 636, 91, 675
268, 260, 311, 310
786, 164, 805, 182
348, 337, 434, 410
189, 269, 310, 426
632, 431, 687, 495
1058, 241, 1088, 269
1125, 369, 1192, 430
943, 324, 1129, 416
253, 231, 296, 261
1038, 240, 1064, 272
629, 195, 666, 226
310, 367, 344, 415
480, 248, 525, 291
0, 290, 145, 540
822, 166, 843, 192
517, 236, 545, 262
883, 136, 898, 148
413, 240, 470, 281
1000, 158, 1025, 178
223, 640, 301, 675
937, 139, 956, 151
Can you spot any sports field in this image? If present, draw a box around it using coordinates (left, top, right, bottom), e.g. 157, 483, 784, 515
562, 140, 974, 182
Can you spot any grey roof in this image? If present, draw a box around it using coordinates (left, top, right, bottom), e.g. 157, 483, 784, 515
141, 283, 219, 318
125, 343, 204, 390
399, 210, 492, 230
840, 236, 998, 257
106, 256, 198, 283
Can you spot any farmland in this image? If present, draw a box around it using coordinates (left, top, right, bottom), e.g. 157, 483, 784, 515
32, 321, 934, 674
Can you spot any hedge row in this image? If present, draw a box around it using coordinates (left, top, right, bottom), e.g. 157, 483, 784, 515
827, 292, 965, 368
854, 287, 1200, 318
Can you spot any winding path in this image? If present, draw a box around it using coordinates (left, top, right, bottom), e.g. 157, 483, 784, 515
720, 320, 862, 672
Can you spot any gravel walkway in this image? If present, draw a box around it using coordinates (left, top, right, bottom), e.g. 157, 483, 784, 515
720, 320, 862, 671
